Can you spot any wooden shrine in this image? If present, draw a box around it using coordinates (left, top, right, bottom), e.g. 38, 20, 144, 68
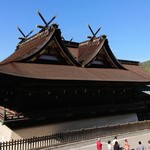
0, 11, 150, 126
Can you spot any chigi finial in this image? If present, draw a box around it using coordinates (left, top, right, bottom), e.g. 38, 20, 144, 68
17, 26, 34, 42
36, 10, 56, 30
86, 24, 101, 42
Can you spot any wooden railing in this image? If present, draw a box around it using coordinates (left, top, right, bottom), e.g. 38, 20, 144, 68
0, 107, 28, 123
0, 120, 150, 150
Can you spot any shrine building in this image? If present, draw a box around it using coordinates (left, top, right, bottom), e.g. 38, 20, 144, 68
0, 12, 150, 134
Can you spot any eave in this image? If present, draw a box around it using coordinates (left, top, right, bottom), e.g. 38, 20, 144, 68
0, 62, 149, 84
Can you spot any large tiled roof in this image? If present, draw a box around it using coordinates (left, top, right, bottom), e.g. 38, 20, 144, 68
123, 64, 150, 81
0, 62, 149, 83
0, 24, 150, 83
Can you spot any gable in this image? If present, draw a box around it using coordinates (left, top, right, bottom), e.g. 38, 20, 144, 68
89, 47, 117, 68
78, 36, 125, 69
0, 24, 125, 70
27, 39, 69, 65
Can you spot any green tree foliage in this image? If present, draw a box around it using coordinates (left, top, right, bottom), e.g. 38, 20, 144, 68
140, 60, 150, 71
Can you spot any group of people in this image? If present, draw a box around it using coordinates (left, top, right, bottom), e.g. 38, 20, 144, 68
107, 136, 120, 150
96, 136, 150, 150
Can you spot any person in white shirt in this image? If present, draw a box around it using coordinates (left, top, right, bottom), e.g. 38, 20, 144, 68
112, 136, 119, 150
108, 140, 112, 150
136, 141, 145, 150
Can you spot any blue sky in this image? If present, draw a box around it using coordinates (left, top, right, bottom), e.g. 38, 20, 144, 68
0, 0, 150, 62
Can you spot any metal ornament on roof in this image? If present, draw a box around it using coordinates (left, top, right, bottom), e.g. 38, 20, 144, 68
17, 26, 34, 42
86, 24, 101, 42
36, 10, 56, 30
61, 37, 73, 42
70, 38, 73, 42
61, 36, 65, 40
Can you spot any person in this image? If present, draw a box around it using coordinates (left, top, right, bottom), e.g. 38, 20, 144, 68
114, 141, 120, 150
112, 136, 119, 150
108, 140, 112, 150
148, 140, 150, 150
97, 138, 102, 150
124, 139, 130, 150
136, 141, 145, 150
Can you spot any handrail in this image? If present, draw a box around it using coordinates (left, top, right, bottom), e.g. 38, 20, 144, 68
0, 107, 28, 123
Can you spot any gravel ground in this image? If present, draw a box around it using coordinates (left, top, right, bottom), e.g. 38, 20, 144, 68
44, 129, 150, 150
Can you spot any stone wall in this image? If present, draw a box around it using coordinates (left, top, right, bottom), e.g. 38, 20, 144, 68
0, 123, 22, 142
